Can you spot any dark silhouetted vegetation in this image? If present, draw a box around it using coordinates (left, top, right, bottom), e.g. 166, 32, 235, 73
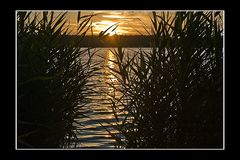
17, 11, 98, 148
17, 11, 223, 149
106, 11, 223, 148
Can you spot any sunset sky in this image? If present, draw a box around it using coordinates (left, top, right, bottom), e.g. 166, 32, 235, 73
24, 10, 174, 36
65, 11, 162, 35
26, 11, 223, 36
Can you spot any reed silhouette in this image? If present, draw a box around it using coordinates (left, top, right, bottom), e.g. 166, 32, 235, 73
17, 11, 98, 148
17, 11, 223, 149
105, 11, 223, 148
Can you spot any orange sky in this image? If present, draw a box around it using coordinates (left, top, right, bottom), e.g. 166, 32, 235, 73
24, 10, 170, 36
25, 11, 223, 36
65, 11, 156, 35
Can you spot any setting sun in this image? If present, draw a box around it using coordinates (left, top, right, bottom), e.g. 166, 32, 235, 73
109, 31, 116, 36
92, 20, 122, 36
87, 11, 152, 36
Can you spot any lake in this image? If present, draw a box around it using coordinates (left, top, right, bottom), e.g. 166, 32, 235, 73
70, 48, 150, 148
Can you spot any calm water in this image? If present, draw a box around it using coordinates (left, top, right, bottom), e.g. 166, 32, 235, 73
72, 48, 150, 148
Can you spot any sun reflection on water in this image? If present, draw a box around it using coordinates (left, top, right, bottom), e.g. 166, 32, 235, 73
106, 50, 116, 70
75, 48, 130, 148
105, 50, 119, 97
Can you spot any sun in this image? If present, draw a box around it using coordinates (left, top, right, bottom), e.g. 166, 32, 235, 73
93, 20, 121, 36
109, 31, 116, 36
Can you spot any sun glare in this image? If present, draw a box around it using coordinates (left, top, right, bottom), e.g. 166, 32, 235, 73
92, 20, 127, 36
109, 31, 116, 36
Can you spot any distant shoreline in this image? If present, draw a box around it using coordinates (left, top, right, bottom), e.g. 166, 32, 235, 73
62, 35, 152, 47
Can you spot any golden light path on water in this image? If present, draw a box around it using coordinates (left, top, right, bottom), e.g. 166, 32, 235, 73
105, 50, 118, 96
73, 49, 125, 148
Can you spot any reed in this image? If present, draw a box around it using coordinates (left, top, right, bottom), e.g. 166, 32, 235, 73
106, 11, 223, 148
17, 11, 98, 148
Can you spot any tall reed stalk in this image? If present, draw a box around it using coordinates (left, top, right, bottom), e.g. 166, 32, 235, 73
17, 11, 98, 148
107, 11, 223, 148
